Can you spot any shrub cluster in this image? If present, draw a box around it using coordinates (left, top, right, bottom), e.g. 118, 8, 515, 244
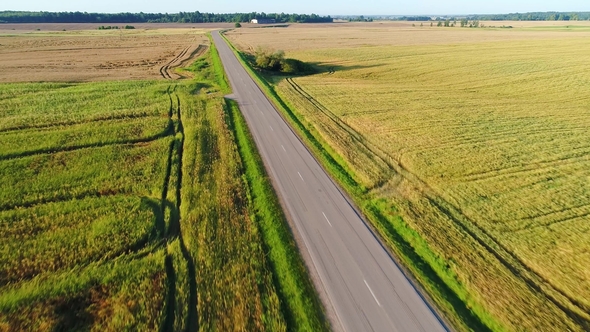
98, 25, 135, 30
254, 47, 313, 74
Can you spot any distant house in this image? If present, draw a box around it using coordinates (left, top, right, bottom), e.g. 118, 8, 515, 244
250, 18, 276, 24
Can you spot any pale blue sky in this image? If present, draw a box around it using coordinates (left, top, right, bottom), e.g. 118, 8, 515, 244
4, 0, 588, 15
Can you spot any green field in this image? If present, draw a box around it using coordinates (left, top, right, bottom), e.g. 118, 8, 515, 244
0, 40, 325, 331
0, 80, 172, 331
226, 25, 590, 331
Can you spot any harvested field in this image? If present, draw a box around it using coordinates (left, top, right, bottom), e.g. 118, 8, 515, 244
0, 23, 234, 32
227, 21, 590, 52
226, 22, 590, 331
0, 28, 209, 82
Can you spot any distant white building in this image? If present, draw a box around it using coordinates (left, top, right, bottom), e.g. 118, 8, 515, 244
250, 18, 276, 24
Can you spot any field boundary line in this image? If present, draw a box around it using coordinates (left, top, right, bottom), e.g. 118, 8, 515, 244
0, 130, 173, 161
0, 190, 126, 213
0, 113, 159, 134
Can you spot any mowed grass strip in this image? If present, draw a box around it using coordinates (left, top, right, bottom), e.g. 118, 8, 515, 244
0, 116, 171, 159
0, 81, 171, 131
226, 27, 590, 331
0, 137, 171, 210
224, 98, 329, 331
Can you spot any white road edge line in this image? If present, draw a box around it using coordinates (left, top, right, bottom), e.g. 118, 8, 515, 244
282, 145, 286, 152
298, 172, 304, 182
364, 279, 382, 307
270, 126, 274, 131
322, 212, 333, 227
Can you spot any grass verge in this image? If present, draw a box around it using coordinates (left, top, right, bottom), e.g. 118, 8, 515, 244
224, 98, 329, 332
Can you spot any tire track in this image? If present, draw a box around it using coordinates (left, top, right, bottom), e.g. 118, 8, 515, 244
0, 130, 173, 161
160, 44, 208, 80
176, 45, 208, 69
286, 77, 394, 186
160, 87, 199, 332
160, 46, 190, 79
0, 113, 157, 134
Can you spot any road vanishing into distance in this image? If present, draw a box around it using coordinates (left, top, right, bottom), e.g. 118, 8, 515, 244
212, 31, 448, 332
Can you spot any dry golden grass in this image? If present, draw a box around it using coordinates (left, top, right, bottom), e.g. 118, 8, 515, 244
0, 28, 209, 82
226, 21, 590, 52
481, 20, 590, 28
227, 22, 590, 331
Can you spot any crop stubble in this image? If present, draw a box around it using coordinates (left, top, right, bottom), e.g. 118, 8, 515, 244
0, 28, 209, 82
226, 23, 590, 330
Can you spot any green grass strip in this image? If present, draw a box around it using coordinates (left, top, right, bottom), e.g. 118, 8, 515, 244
225, 99, 328, 332
207, 34, 231, 94
220, 32, 505, 332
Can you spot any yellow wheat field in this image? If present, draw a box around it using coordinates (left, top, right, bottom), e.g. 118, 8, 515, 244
227, 23, 590, 331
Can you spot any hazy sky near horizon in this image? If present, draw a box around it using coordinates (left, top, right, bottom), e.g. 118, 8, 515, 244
4, 0, 589, 16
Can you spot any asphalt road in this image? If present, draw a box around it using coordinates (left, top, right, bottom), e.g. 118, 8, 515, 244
212, 30, 448, 332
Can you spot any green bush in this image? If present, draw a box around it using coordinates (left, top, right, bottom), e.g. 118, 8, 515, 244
281, 58, 313, 74
254, 47, 314, 75
255, 47, 284, 71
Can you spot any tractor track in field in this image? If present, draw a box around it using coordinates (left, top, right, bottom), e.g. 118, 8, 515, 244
285, 76, 590, 328
160, 44, 208, 80
0, 131, 172, 161
285, 77, 393, 187
0, 113, 157, 134
160, 47, 189, 79
0, 189, 125, 213
160, 85, 199, 332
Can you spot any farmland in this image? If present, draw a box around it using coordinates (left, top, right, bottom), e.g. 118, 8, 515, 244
0, 27, 210, 82
0, 79, 173, 331
226, 22, 590, 331
0, 28, 324, 331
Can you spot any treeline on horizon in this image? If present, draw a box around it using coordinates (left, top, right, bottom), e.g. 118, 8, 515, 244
341, 11, 590, 22
472, 11, 590, 21
0, 11, 332, 24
